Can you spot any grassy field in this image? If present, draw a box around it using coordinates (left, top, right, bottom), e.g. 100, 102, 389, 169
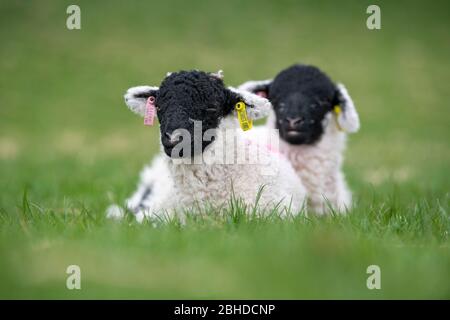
0, 0, 449, 299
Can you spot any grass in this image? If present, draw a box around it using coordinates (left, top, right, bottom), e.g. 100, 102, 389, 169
0, 0, 449, 299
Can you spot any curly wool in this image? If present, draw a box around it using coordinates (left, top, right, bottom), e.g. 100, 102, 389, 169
276, 113, 351, 213
156, 71, 234, 133
123, 118, 307, 223
270, 65, 336, 104
244, 110, 351, 214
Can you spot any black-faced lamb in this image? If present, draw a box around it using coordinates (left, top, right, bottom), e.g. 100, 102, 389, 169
239, 64, 360, 214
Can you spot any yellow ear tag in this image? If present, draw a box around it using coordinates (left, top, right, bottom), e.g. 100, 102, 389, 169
334, 105, 342, 115
235, 101, 253, 131
333, 105, 344, 131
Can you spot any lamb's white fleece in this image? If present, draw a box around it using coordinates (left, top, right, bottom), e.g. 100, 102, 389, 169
244, 110, 352, 214
109, 116, 307, 222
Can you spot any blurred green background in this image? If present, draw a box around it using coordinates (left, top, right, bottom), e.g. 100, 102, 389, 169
0, 0, 449, 299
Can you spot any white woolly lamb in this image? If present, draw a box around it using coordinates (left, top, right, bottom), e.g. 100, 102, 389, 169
109, 70, 307, 222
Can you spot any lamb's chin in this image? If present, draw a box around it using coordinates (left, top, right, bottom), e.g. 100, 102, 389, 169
283, 135, 313, 145
281, 131, 306, 145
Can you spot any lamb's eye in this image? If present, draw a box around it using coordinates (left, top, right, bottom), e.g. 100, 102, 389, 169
206, 108, 217, 113
310, 120, 315, 124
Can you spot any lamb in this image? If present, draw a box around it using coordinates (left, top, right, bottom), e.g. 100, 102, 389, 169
109, 70, 307, 222
238, 64, 360, 214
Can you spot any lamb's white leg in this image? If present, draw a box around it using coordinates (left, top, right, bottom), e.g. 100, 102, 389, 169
126, 183, 153, 212
105, 182, 153, 221
126, 182, 178, 223
109, 155, 175, 223
106, 204, 125, 220
309, 173, 352, 215
308, 195, 328, 215
334, 172, 352, 213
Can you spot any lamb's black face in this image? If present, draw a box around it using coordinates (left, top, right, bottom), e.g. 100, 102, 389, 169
272, 93, 333, 145
268, 65, 337, 145
155, 71, 233, 158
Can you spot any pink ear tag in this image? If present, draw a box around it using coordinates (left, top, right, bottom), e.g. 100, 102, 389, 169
144, 96, 156, 126
255, 91, 268, 98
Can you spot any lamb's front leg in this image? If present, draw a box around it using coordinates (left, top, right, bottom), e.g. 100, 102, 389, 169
131, 193, 180, 223
126, 183, 184, 223
106, 182, 153, 221
311, 172, 352, 215
333, 172, 352, 212
126, 183, 153, 213
125, 157, 177, 222
107, 178, 166, 223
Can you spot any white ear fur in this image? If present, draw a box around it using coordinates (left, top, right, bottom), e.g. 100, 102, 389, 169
238, 79, 272, 93
228, 87, 272, 120
124, 86, 159, 117
210, 69, 224, 80
335, 83, 360, 133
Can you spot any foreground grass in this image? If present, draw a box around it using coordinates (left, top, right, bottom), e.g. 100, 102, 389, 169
0, 188, 448, 299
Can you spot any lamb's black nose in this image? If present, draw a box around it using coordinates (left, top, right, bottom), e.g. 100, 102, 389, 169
285, 117, 304, 130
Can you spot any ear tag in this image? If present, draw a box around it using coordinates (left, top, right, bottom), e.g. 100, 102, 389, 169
333, 105, 344, 132
235, 101, 253, 131
334, 105, 341, 115
144, 96, 156, 126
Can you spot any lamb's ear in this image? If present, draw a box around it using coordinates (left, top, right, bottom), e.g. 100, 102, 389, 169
210, 69, 224, 80
124, 85, 159, 117
227, 87, 272, 120
333, 83, 360, 133
237, 79, 272, 98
